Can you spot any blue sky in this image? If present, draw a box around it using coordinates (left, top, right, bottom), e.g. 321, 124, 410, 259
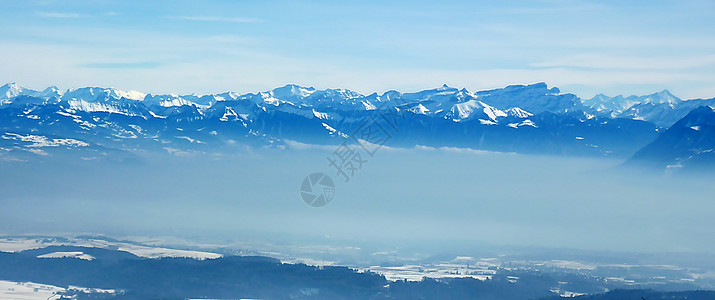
1, 0, 714, 99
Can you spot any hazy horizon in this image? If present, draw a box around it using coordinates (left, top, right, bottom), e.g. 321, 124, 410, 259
2, 147, 713, 257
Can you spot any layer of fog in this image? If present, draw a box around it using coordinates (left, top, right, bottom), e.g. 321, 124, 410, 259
1, 147, 714, 260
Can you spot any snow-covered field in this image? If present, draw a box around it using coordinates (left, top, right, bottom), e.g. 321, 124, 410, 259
37, 251, 95, 260
360, 257, 500, 281
0, 280, 118, 300
0, 280, 64, 300
0, 236, 222, 260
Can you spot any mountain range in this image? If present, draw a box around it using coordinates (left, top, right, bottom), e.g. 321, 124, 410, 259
1, 82, 713, 171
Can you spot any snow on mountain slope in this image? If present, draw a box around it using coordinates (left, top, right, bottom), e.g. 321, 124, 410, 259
586, 90, 690, 127
628, 106, 715, 171
640, 90, 681, 106
0, 82, 37, 100
61, 87, 146, 102
401, 84, 467, 102
475, 82, 581, 114
583, 94, 642, 118
399, 85, 474, 111
0, 84, 62, 106
265, 84, 316, 104
144, 94, 200, 108
387, 84, 527, 124
245, 85, 372, 112
66, 99, 136, 115
447, 99, 507, 122
505, 107, 533, 118
1, 132, 89, 148
304, 88, 362, 105
181, 94, 222, 107
39, 86, 62, 100
0, 81, 711, 162
619, 96, 715, 128
406, 103, 430, 114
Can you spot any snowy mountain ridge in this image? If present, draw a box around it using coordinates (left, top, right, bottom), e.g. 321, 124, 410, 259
3, 82, 707, 126
0, 81, 712, 169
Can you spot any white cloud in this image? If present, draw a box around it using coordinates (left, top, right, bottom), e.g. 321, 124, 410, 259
531, 54, 715, 70
35, 12, 84, 18
165, 16, 260, 23
2, 35, 714, 100
3, 12, 715, 100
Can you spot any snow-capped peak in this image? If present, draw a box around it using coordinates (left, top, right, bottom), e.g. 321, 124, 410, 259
144, 94, 194, 107
437, 83, 453, 91
447, 99, 507, 121
0, 82, 36, 99
270, 84, 316, 100
406, 103, 429, 114
505, 107, 533, 118
114, 89, 146, 101
643, 89, 681, 106
61, 87, 146, 102
40, 86, 63, 97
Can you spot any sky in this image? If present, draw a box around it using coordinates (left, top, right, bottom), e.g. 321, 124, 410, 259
1, 0, 714, 99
